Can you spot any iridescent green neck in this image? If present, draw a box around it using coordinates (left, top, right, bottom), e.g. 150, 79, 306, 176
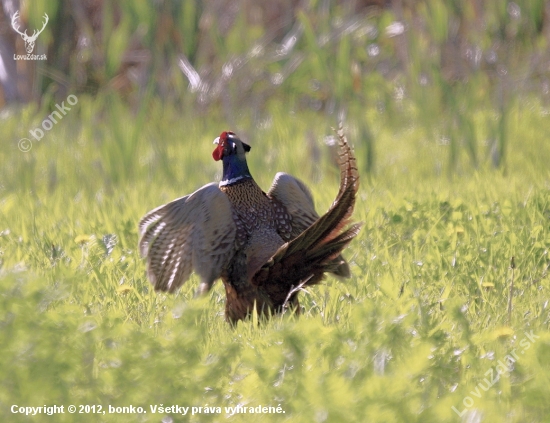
220, 153, 252, 186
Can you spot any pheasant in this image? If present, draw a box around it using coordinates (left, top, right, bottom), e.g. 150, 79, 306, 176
139, 128, 360, 323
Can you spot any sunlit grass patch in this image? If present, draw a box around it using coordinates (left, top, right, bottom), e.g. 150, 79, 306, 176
0, 98, 549, 422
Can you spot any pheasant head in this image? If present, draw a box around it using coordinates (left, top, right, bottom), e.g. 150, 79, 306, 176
213, 131, 253, 186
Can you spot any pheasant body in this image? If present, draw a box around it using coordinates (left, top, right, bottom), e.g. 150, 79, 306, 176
221, 179, 283, 276
139, 130, 360, 323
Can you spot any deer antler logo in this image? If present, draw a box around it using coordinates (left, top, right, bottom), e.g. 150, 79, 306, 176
11, 11, 49, 54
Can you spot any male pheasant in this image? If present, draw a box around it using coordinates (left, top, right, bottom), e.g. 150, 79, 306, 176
139, 128, 360, 323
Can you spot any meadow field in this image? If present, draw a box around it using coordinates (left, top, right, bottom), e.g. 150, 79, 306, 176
2, 1, 550, 422
1, 95, 549, 422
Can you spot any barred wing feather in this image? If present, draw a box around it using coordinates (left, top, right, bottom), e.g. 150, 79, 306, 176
139, 183, 236, 293
268, 172, 319, 238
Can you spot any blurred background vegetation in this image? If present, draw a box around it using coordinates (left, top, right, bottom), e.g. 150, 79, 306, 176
2, 3, 550, 421
2, 0, 550, 174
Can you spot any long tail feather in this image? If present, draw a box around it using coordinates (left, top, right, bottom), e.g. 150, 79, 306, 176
253, 125, 361, 304
282, 126, 359, 258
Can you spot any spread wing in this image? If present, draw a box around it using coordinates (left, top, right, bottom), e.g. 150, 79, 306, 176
267, 172, 351, 278
268, 172, 319, 238
139, 183, 236, 293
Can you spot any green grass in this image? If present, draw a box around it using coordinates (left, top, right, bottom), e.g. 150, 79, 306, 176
1, 96, 550, 422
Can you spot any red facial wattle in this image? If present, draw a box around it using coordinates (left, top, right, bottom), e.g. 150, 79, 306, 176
212, 144, 224, 161
212, 131, 229, 161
